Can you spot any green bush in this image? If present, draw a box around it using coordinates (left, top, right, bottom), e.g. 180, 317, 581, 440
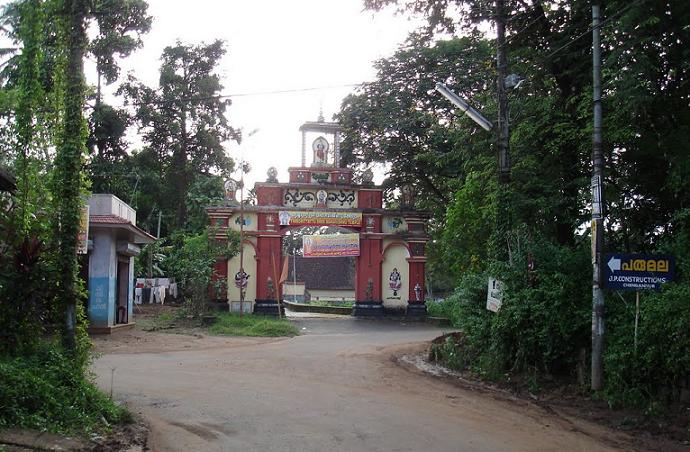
604, 283, 690, 409
434, 230, 591, 381
432, 224, 690, 411
156, 228, 240, 317
603, 222, 690, 409
0, 344, 130, 434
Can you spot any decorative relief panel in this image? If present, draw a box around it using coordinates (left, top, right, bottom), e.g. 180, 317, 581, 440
228, 213, 258, 231
382, 216, 407, 233
283, 188, 357, 209
311, 172, 330, 184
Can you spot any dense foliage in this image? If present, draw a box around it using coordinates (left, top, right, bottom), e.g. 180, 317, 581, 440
0, 0, 151, 435
343, 0, 690, 410
0, 344, 130, 434
119, 40, 239, 233
162, 228, 240, 316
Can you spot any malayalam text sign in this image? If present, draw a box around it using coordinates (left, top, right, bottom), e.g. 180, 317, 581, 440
604, 253, 675, 291
303, 233, 360, 258
278, 210, 362, 227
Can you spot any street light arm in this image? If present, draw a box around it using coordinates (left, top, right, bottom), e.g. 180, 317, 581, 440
435, 82, 494, 132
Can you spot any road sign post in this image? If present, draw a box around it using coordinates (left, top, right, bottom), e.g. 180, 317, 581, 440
604, 253, 675, 291
604, 253, 675, 355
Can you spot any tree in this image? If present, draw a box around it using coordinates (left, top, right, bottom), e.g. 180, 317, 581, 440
163, 228, 240, 317
352, 0, 690, 407
48, 0, 150, 351
338, 35, 495, 218
87, 0, 150, 192
121, 40, 239, 231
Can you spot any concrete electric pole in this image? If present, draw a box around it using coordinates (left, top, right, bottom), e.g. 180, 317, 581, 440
591, 2, 605, 391
496, 0, 511, 184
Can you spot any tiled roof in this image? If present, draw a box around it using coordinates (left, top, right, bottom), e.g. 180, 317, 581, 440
89, 215, 157, 242
90, 214, 131, 224
288, 256, 354, 290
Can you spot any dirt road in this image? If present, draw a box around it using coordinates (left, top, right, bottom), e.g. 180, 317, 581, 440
92, 318, 634, 452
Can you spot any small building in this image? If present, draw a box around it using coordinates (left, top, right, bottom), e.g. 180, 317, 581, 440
283, 256, 355, 302
86, 194, 155, 333
282, 280, 306, 303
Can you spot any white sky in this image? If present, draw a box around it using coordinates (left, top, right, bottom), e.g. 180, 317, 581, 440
92, 0, 423, 188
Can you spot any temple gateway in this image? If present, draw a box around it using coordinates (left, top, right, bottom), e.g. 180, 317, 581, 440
206, 119, 430, 317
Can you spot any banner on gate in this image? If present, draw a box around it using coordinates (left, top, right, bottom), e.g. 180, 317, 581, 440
303, 233, 360, 257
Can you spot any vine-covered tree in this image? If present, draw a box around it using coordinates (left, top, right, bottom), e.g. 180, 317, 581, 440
0, 0, 151, 352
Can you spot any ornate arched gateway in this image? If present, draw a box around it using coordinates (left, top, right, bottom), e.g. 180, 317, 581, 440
207, 120, 430, 317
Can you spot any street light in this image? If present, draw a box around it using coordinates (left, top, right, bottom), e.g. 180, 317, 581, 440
434, 82, 494, 132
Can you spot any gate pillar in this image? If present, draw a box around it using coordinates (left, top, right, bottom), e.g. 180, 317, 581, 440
353, 236, 384, 316
406, 259, 427, 317
254, 234, 284, 316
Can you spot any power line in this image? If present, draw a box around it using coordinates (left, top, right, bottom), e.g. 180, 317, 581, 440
121, 83, 365, 109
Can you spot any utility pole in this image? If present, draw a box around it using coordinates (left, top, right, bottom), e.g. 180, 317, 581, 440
495, 0, 512, 263
496, 0, 510, 184
591, 2, 605, 391
238, 173, 245, 317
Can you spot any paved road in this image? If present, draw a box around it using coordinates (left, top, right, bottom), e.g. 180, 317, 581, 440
93, 318, 624, 452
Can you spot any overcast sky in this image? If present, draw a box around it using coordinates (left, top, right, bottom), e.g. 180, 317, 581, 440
91, 0, 423, 188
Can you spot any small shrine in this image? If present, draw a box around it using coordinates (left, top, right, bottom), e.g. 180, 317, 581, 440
207, 117, 430, 317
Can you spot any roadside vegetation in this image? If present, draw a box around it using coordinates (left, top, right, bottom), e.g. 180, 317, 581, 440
0, 0, 152, 437
0, 345, 131, 434
136, 305, 299, 337
345, 0, 690, 417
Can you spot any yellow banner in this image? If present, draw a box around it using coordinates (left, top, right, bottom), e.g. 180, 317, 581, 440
303, 233, 360, 257
279, 211, 362, 227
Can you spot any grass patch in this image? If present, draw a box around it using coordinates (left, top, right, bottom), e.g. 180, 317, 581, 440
426, 299, 453, 321
0, 344, 130, 435
136, 311, 176, 331
209, 313, 299, 337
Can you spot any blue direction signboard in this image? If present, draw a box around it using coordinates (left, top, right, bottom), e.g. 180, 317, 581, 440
604, 253, 675, 291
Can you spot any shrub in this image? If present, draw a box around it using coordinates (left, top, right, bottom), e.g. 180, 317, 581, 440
603, 220, 690, 409
0, 344, 130, 434
434, 229, 591, 381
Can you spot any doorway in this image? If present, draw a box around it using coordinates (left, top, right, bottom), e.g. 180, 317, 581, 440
116, 258, 129, 324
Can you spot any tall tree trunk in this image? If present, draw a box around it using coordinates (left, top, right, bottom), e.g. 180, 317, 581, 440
173, 108, 189, 229
53, 0, 88, 351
